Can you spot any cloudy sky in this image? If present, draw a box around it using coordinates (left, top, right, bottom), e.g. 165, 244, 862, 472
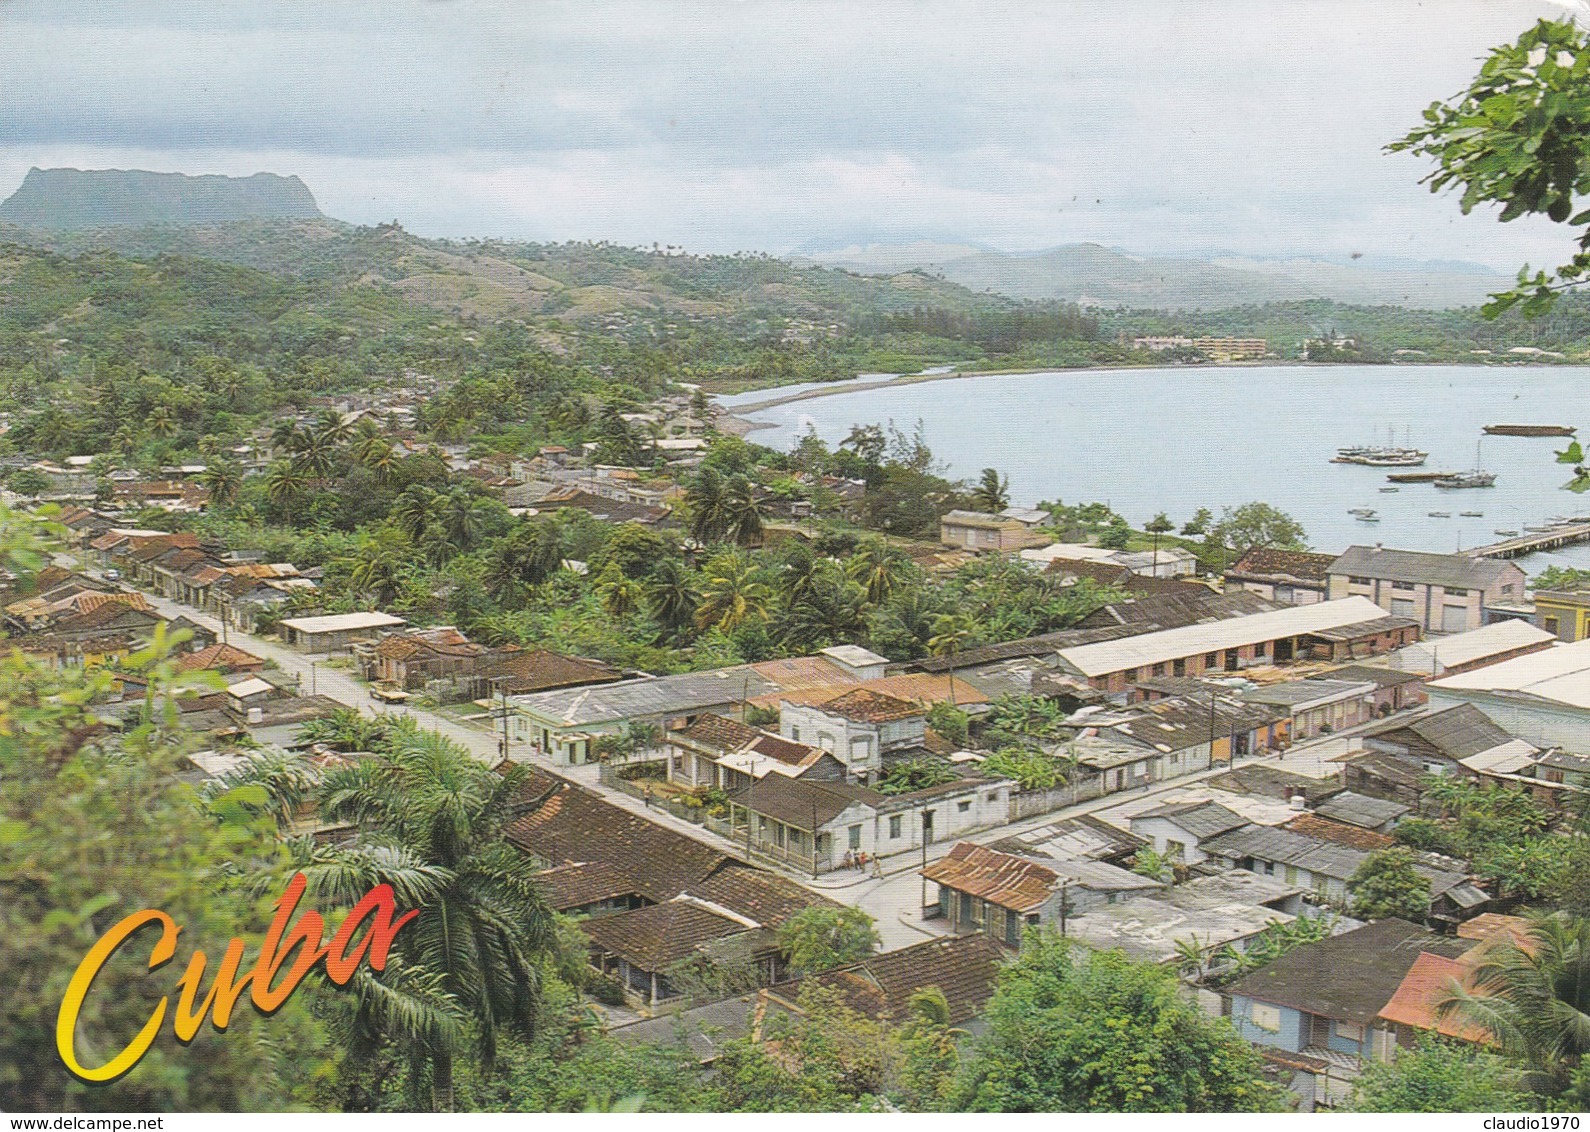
0, 1, 1578, 267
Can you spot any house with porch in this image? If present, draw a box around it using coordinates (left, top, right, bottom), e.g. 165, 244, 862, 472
508, 666, 783, 767
1224, 918, 1476, 1109
721, 771, 1014, 873
923, 842, 1163, 948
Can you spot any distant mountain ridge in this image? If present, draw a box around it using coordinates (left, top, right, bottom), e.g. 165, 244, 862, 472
0, 167, 323, 228
794, 241, 1512, 311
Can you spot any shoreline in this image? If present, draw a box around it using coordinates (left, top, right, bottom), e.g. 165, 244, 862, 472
713, 358, 1583, 438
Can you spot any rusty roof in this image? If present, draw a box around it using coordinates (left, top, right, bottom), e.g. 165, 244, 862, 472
174, 642, 266, 672
761, 934, 1006, 1027
1282, 812, 1396, 852
1377, 951, 1492, 1043
921, 841, 1058, 913
805, 687, 925, 723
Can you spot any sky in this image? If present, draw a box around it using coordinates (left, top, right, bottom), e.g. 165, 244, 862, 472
0, 0, 1581, 268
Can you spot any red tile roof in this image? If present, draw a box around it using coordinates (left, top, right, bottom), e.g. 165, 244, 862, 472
1377, 952, 1492, 1043
807, 687, 924, 723
1283, 812, 1395, 852
175, 642, 267, 673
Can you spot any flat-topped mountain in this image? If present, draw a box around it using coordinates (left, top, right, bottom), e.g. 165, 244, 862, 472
0, 168, 323, 228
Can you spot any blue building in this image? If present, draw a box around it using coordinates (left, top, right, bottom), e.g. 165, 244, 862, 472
1223, 918, 1472, 1109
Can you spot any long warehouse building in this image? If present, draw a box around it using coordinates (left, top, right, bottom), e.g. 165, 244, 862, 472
1055, 596, 1418, 693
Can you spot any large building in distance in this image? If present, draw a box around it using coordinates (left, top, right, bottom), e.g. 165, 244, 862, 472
1053, 596, 1418, 694
1326, 546, 1526, 635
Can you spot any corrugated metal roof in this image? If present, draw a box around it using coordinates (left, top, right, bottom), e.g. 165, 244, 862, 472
1056, 597, 1391, 677
511, 666, 782, 726
1329, 546, 1519, 590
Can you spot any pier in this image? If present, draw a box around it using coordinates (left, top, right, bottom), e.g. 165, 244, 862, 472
1463, 522, 1590, 559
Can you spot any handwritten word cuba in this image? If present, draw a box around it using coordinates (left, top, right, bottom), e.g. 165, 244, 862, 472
57, 873, 416, 1083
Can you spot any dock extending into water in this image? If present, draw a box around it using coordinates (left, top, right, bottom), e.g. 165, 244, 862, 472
1464, 522, 1590, 559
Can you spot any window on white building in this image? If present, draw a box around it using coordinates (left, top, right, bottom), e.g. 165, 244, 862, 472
889, 815, 902, 839
957, 800, 971, 813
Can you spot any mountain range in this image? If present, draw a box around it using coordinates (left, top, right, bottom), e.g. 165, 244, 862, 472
0, 168, 1510, 312
794, 241, 1512, 311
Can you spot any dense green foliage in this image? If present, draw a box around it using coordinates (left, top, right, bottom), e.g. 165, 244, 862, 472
1350, 1037, 1535, 1113
954, 929, 1284, 1112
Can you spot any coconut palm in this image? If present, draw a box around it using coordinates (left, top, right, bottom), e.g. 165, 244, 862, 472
344, 541, 406, 606
147, 404, 178, 439
290, 426, 340, 477
644, 557, 698, 636
782, 564, 869, 650
1437, 912, 1590, 1095
439, 487, 494, 551
723, 474, 764, 546
197, 459, 243, 507
484, 519, 563, 599
686, 465, 730, 544
392, 486, 445, 543
595, 561, 643, 619
929, 612, 980, 706
695, 551, 772, 633
311, 723, 556, 1110
269, 418, 302, 454
263, 460, 309, 524
846, 538, 909, 605
972, 467, 1009, 513
356, 433, 398, 484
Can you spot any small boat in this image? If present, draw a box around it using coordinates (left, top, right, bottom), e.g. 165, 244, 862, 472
1347, 507, 1376, 516
1388, 470, 1459, 483
1428, 511, 1451, 517
1460, 510, 1483, 517
1379, 486, 1400, 493
1495, 529, 1520, 537
1435, 471, 1497, 488
1358, 514, 1381, 523
1484, 424, 1577, 437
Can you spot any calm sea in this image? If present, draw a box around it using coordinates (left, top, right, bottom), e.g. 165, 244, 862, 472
722, 364, 1590, 576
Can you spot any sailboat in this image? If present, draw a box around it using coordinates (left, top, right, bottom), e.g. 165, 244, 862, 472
1434, 440, 1497, 489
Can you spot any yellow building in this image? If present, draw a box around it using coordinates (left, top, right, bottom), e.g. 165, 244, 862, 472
1534, 590, 1590, 641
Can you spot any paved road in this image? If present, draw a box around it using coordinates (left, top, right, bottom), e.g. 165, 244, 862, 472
88, 558, 1383, 951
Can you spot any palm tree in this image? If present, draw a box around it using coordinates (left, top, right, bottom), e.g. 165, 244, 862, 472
392, 487, 445, 543
311, 723, 556, 1110
198, 459, 242, 507
972, 467, 1009, 513
846, 539, 909, 606
147, 404, 178, 440
928, 612, 979, 706
695, 551, 772, 633
356, 433, 398, 484
595, 562, 643, 619
291, 426, 340, 477
439, 488, 497, 552
264, 460, 309, 525
724, 474, 764, 546
1437, 912, 1590, 1095
1145, 512, 1176, 575
345, 541, 406, 606
644, 558, 698, 636
484, 519, 563, 599
782, 565, 869, 650
269, 418, 302, 454
686, 466, 730, 544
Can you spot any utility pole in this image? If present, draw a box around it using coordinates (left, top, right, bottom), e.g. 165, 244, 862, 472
1060, 879, 1070, 937
919, 805, 930, 914
811, 794, 819, 879
492, 676, 510, 763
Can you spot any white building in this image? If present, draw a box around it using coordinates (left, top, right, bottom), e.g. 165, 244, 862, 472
1426, 639, 1590, 751
779, 688, 927, 783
